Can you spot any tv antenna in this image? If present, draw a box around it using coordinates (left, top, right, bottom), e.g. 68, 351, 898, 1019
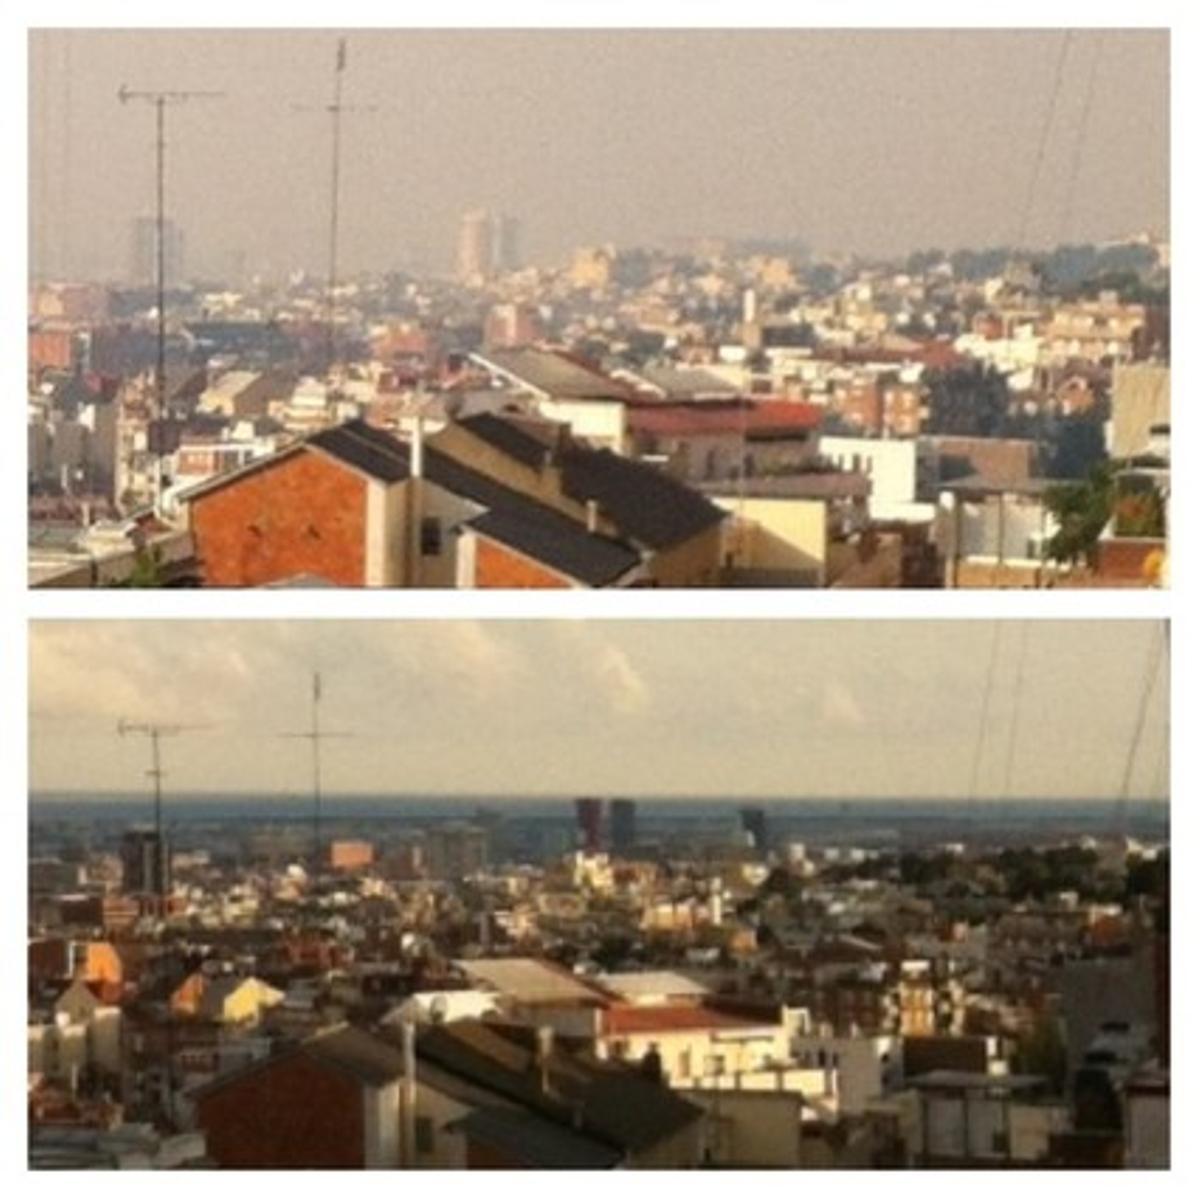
291, 38, 380, 376
117, 84, 224, 515
279, 671, 353, 867
116, 718, 208, 899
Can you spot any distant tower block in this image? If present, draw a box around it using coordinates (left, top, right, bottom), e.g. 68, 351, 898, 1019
575, 797, 603, 854
457, 209, 494, 282
610, 799, 637, 856
739, 806, 768, 855
121, 826, 170, 896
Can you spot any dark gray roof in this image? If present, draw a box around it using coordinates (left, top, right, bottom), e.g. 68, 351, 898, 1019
447, 1106, 622, 1169
457, 411, 556, 469
308, 421, 411, 483
559, 445, 725, 549
300, 1024, 407, 1087
465, 508, 641, 586
415, 1019, 701, 1154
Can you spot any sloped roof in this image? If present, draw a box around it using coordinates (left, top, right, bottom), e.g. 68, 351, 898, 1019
456, 411, 558, 468
447, 1105, 621, 1169
456, 958, 611, 1005
466, 508, 640, 587
302, 1024, 408, 1087
559, 444, 725, 549
308, 421, 412, 483
631, 365, 742, 401
416, 1019, 702, 1154
475, 348, 635, 402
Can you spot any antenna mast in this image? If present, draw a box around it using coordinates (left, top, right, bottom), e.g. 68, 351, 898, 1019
280, 671, 352, 867
292, 38, 379, 377
117, 84, 224, 515
117, 718, 206, 902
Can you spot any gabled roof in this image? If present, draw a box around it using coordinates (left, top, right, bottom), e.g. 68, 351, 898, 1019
181, 420, 649, 588
465, 508, 641, 587
308, 421, 412, 483
302, 1024, 408, 1087
189, 1024, 407, 1104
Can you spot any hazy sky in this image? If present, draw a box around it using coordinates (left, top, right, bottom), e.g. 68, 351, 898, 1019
29, 620, 1168, 802
28, 28, 1169, 281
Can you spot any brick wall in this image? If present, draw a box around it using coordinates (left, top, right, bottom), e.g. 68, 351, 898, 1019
188, 449, 368, 586
195, 1051, 366, 1167
474, 537, 573, 588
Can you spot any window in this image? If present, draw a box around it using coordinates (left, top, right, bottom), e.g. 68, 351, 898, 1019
415, 1116, 434, 1154
420, 517, 442, 556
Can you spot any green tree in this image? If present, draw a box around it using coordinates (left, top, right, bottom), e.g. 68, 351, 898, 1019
1014, 1015, 1069, 1093
1043, 464, 1115, 565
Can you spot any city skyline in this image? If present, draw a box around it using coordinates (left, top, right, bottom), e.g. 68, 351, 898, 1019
30, 620, 1169, 802
29, 28, 1169, 281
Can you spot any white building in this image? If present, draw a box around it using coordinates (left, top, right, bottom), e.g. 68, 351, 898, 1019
818, 434, 935, 523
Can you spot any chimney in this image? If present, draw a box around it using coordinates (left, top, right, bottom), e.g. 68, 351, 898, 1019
586, 499, 600, 534
401, 1019, 417, 1165
535, 1025, 555, 1093
411, 412, 424, 479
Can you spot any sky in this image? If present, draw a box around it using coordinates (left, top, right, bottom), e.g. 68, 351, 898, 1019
28, 28, 1169, 281
28, 620, 1169, 803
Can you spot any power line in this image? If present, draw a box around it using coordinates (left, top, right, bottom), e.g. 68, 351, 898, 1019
117, 84, 225, 515
1058, 32, 1104, 247
1016, 30, 1073, 253
1116, 622, 1167, 840
1001, 620, 1029, 797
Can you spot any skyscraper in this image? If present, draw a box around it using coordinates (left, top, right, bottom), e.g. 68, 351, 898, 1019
425, 823, 488, 880
739, 806, 768, 855
456, 209, 494, 282
575, 797, 603, 854
456, 210, 521, 281
494, 214, 522, 273
129, 216, 185, 288
610, 799, 637, 856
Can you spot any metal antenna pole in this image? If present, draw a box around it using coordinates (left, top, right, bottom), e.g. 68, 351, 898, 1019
292, 38, 380, 379
311, 671, 323, 858
118, 85, 224, 515
280, 670, 352, 868
117, 719, 208, 903
327, 41, 345, 374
